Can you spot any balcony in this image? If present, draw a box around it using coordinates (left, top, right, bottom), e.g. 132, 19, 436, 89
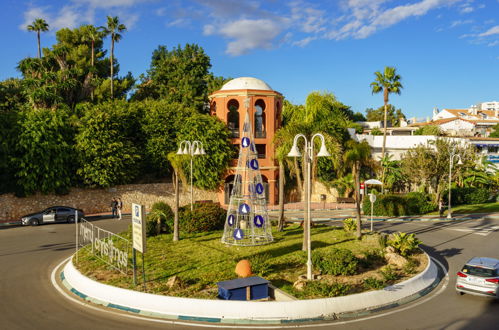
254, 131, 266, 139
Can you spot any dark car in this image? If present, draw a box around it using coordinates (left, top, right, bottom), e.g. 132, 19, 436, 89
21, 206, 85, 226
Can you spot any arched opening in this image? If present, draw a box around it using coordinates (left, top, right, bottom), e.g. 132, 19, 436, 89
254, 99, 266, 138
210, 101, 216, 116
224, 174, 242, 204
227, 99, 240, 138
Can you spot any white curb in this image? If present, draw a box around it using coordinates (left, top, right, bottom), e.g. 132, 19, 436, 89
62, 252, 439, 322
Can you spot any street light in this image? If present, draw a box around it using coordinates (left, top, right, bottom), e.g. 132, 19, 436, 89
177, 140, 206, 211
288, 133, 330, 280
447, 145, 463, 219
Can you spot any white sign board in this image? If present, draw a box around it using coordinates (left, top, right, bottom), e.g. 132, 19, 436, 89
132, 203, 146, 253
369, 193, 377, 203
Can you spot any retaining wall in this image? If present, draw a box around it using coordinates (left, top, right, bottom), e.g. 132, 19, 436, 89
0, 183, 218, 221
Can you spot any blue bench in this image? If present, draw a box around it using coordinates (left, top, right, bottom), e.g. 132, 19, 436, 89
217, 276, 269, 301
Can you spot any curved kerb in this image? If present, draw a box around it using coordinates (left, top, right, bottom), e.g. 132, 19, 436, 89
60, 253, 442, 325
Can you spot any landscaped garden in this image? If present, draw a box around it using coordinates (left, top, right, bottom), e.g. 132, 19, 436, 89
75, 210, 426, 300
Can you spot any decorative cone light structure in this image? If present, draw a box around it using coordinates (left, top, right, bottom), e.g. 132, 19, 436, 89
221, 111, 273, 246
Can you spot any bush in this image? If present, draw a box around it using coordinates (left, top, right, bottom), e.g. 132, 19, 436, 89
380, 265, 399, 282
442, 187, 491, 205
146, 218, 159, 236
304, 281, 351, 298
147, 202, 174, 234
358, 249, 384, 269
342, 218, 356, 232
312, 248, 358, 276
179, 202, 226, 233
387, 232, 421, 257
363, 277, 385, 290
362, 193, 436, 216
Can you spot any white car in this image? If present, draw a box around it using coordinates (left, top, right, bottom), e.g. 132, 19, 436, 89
456, 257, 499, 298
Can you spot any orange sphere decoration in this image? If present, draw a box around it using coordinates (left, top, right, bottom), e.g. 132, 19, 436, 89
235, 260, 252, 278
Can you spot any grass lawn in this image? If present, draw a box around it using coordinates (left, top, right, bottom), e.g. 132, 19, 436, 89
426, 202, 499, 215
75, 224, 426, 299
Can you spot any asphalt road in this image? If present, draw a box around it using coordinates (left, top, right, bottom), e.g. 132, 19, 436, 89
0, 215, 498, 330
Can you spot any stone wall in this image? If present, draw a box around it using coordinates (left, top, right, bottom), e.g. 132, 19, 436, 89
0, 183, 218, 221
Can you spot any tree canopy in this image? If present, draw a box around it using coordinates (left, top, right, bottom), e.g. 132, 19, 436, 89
365, 104, 406, 127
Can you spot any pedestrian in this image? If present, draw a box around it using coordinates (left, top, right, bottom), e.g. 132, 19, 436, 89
111, 198, 117, 218
438, 198, 444, 217
117, 198, 123, 220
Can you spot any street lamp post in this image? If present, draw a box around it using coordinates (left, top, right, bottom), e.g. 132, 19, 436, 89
447, 145, 463, 219
288, 133, 330, 280
177, 140, 206, 211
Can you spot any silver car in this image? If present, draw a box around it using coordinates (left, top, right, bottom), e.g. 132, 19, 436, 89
21, 206, 84, 226
456, 257, 499, 298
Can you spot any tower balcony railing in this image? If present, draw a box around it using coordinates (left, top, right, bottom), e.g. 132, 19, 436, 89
229, 129, 240, 138
254, 131, 266, 138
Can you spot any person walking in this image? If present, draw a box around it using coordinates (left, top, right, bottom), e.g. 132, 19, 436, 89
111, 198, 118, 218
117, 198, 123, 220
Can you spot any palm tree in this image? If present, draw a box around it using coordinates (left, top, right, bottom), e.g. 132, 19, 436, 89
27, 18, 49, 58
370, 67, 403, 159
343, 140, 372, 239
81, 25, 105, 100
102, 16, 126, 99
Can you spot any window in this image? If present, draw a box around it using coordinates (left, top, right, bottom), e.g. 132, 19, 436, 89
227, 99, 239, 138
254, 99, 266, 138
255, 144, 266, 158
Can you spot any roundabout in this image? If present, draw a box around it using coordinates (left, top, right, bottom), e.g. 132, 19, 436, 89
2, 216, 498, 329
54, 251, 443, 325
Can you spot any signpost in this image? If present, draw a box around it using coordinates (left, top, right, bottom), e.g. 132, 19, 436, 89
369, 193, 376, 232
132, 203, 146, 290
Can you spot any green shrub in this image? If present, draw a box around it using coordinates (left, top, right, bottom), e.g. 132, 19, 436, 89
248, 253, 272, 276
363, 277, 385, 290
304, 281, 351, 297
362, 193, 436, 216
403, 258, 419, 274
378, 233, 388, 249
442, 187, 491, 205
342, 218, 356, 232
358, 249, 384, 269
147, 202, 174, 234
146, 218, 159, 236
312, 248, 358, 276
380, 265, 399, 282
179, 202, 226, 233
387, 232, 421, 257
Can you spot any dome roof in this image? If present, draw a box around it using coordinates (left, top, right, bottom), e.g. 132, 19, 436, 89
220, 77, 273, 91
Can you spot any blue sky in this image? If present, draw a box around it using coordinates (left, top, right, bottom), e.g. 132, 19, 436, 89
2, 0, 499, 119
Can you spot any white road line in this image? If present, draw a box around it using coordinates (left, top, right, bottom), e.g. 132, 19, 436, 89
51, 257, 449, 329
450, 225, 499, 237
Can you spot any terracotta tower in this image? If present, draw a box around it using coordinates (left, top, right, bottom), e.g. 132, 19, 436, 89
209, 77, 283, 205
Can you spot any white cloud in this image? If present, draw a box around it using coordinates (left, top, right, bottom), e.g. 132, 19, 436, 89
450, 19, 472, 27
51, 6, 81, 29
479, 25, 499, 37
71, 0, 151, 9
325, 0, 457, 40
460, 6, 473, 13
488, 40, 499, 46
212, 19, 284, 56
292, 36, 316, 47
20, 7, 51, 30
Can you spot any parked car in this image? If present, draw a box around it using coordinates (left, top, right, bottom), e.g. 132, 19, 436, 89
21, 206, 85, 226
456, 257, 499, 298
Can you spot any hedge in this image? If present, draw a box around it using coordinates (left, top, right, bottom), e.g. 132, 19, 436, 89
362, 192, 436, 216
442, 187, 491, 205
179, 202, 226, 233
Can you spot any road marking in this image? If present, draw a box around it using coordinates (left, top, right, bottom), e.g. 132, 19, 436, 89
51, 257, 448, 328
450, 225, 499, 236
